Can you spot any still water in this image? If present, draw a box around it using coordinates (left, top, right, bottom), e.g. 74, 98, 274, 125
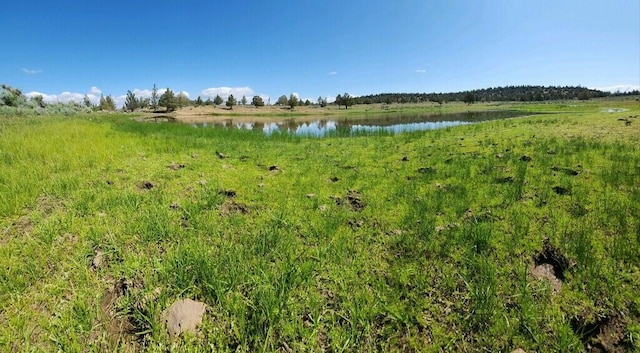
191, 110, 531, 137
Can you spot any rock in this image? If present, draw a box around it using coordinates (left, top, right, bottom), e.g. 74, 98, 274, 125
520, 155, 532, 162
330, 176, 339, 182
401, 156, 409, 161
216, 151, 227, 159
163, 299, 207, 337
305, 193, 316, 198
269, 165, 279, 171
512, 349, 527, 353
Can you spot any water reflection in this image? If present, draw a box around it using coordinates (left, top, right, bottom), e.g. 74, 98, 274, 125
190, 110, 529, 137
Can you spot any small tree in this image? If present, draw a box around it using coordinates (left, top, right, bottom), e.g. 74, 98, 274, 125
83, 95, 92, 108
176, 92, 190, 108
276, 95, 288, 106
139, 97, 150, 109
341, 93, 354, 109
318, 96, 327, 107
98, 94, 116, 111
195, 96, 203, 106
288, 94, 298, 109
205, 97, 213, 105
463, 92, 476, 105
226, 94, 237, 110
151, 84, 159, 112
213, 95, 223, 105
32, 94, 46, 108
335, 94, 342, 109
241, 95, 248, 105
252, 95, 265, 107
124, 90, 138, 112
159, 88, 177, 112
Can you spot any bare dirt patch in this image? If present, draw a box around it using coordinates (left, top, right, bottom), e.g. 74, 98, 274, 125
571, 314, 633, 352
531, 238, 571, 292
220, 200, 250, 216
93, 279, 139, 348
333, 190, 366, 212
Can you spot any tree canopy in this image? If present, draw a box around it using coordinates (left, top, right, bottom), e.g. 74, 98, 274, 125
226, 94, 237, 109
276, 95, 288, 106
159, 88, 177, 112
288, 94, 298, 109
252, 96, 265, 107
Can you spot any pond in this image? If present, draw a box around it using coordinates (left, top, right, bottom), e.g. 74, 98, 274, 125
190, 110, 532, 137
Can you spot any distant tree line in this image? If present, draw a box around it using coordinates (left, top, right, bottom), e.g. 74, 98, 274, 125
3, 83, 637, 117
352, 86, 612, 105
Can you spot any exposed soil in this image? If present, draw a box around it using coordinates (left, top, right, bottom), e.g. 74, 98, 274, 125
495, 176, 514, 183
417, 167, 436, 174
571, 314, 633, 352
94, 279, 139, 348
534, 238, 570, 281
334, 190, 366, 212
531, 238, 571, 292
138, 181, 155, 190
218, 189, 237, 198
220, 200, 250, 215
552, 186, 571, 195
168, 162, 186, 170
552, 166, 579, 176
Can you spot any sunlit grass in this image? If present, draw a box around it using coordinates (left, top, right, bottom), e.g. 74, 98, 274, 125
0, 98, 639, 351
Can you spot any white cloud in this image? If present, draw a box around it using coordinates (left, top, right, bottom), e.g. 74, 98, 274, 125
592, 84, 640, 93
328, 71, 338, 76
22, 68, 42, 75
416, 69, 427, 74
24, 87, 105, 105
200, 86, 254, 100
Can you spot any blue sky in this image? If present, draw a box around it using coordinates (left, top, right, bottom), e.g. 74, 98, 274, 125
2, 0, 638, 106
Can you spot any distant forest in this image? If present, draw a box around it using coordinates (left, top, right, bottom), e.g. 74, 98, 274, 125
352, 85, 631, 105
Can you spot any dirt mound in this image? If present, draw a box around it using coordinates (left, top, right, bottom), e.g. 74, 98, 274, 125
163, 299, 207, 338
552, 186, 571, 195
531, 238, 571, 292
220, 200, 250, 215
571, 315, 633, 352
138, 181, 155, 190
333, 190, 366, 212
94, 278, 141, 347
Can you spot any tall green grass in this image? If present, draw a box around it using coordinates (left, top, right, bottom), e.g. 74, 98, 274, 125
1, 100, 639, 351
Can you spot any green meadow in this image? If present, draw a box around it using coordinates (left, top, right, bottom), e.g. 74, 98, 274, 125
1, 99, 639, 352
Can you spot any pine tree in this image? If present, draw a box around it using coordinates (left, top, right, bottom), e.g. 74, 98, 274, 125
159, 88, 177, 112
151, 84, 159, 112
226, 94, 237, 110
124, 90, 138, 112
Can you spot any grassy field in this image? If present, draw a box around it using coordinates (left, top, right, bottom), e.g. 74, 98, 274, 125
0, 98, 639, 352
